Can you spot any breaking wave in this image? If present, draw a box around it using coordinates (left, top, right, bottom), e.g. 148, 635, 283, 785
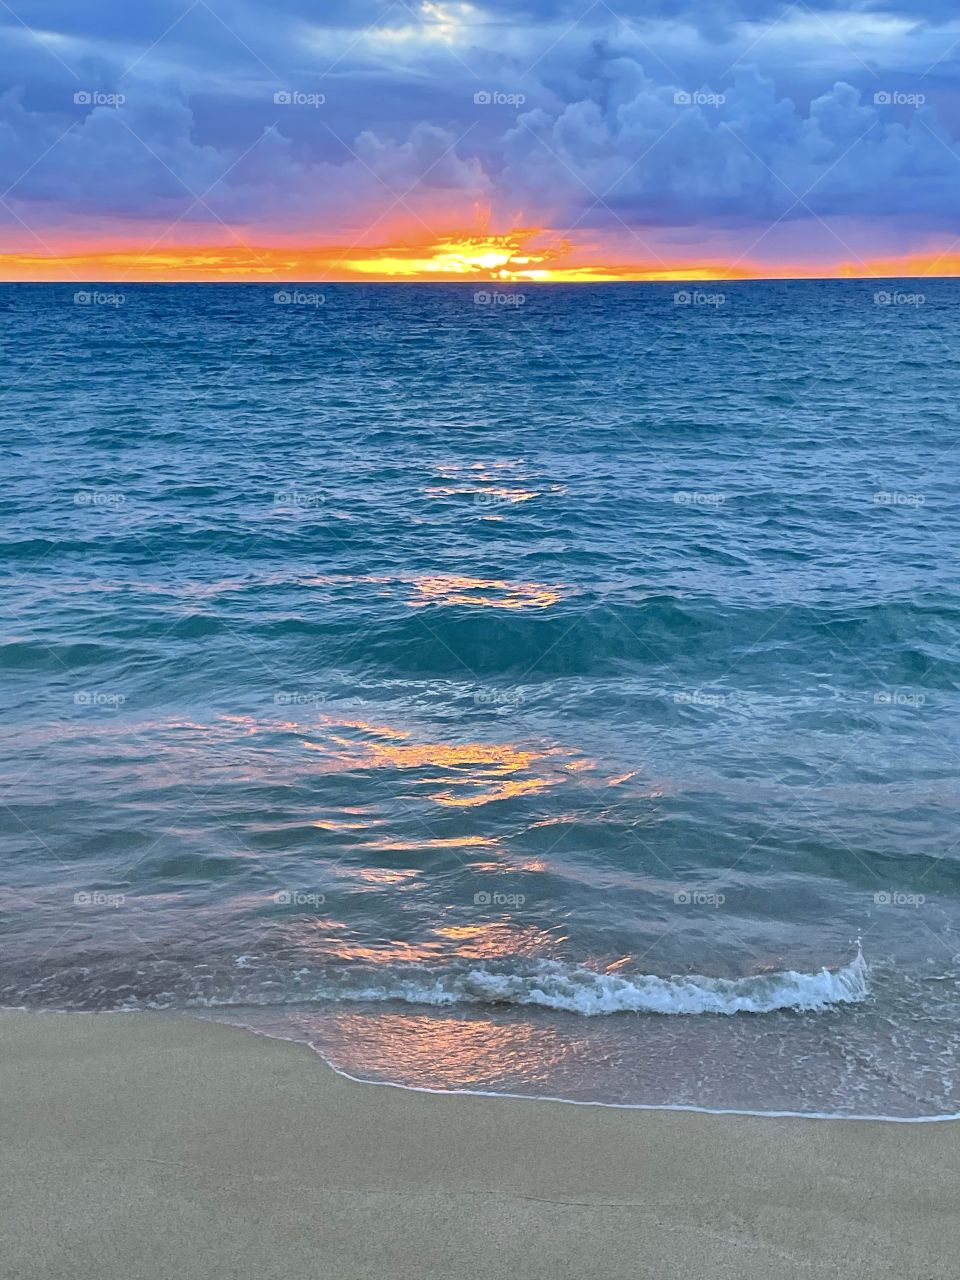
298, 950, 869, 1016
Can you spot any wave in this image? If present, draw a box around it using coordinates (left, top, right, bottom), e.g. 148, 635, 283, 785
3, 949, 870, 1018
130, 951, 870, 1018
305, 951, 869, 1017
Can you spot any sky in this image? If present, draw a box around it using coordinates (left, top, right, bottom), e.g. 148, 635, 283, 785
2, 0, 960, 280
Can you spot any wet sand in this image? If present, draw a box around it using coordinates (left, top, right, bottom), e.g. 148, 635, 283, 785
1, 1008, 957, 1279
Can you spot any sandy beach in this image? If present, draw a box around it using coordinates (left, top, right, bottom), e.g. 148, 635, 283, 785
0, 1010, 957, 1279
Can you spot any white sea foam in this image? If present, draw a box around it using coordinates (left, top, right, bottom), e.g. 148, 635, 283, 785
98, 948, 869, 1018
315, 948, 869, 1017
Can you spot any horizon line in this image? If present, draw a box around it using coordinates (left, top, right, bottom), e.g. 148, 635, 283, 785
1, 234, 958, 285
1, 272, 957, 285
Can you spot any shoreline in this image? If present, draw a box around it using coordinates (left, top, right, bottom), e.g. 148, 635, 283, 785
10, 1001, 960, 1124
257, 1026, 960, 1125
3, 1009, 959, 1279
210, 1008, 960, 1124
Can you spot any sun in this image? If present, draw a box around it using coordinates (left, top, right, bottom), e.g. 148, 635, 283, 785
341, 233, 554, 280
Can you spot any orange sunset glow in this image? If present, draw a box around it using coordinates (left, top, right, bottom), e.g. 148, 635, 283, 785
3, 232, 959, 283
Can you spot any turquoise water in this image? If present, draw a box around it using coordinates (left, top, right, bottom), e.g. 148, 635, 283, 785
3, 280, 960, 1116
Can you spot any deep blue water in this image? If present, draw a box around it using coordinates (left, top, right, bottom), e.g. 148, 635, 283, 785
3, 280, 960, 1116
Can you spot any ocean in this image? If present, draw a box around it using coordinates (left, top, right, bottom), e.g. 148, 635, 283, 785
3, 279, 959, 1118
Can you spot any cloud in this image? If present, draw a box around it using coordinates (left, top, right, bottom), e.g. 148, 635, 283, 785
0, 83, 490, 241
499, 66, 960, 230
0, 0, 957, 248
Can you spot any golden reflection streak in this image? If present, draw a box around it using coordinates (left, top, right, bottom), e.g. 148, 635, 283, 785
358, 835, 497, 850
426, 921, 563, 960
431, 776, 551, 806
469, 856, 550, 874
311, 818, 371, 831
354, 868, 420, 885
360, 741, 538, 770
302, 720, 593, 808
409, 574, 562, 609
317, 1008, 568, 1092
291, 571, 563, 609
289, 922, 564, 966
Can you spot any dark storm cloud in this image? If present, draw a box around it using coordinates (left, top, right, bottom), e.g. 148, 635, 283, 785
0, 0, 957, 234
